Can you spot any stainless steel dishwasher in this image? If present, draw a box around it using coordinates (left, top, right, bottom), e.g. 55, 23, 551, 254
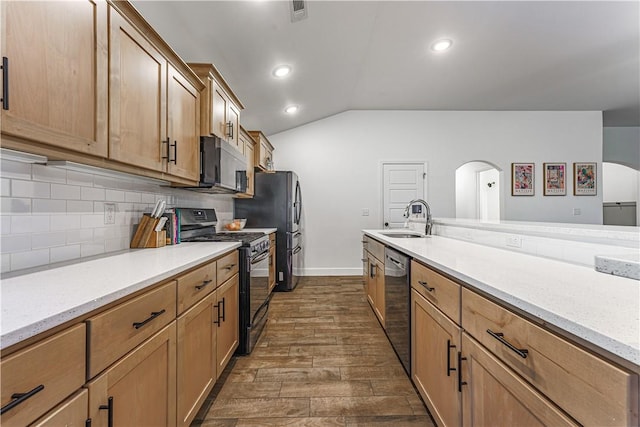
384, 247, 410, 375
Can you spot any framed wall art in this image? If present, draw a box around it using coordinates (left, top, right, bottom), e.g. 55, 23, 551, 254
543, 162, 566, 196
511, 163, 535, 196
573, 162, 597, 195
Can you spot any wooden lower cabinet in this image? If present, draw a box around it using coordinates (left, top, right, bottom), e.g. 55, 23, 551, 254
177, 292, 217, 427
367, 253, 385, 327
215, 274, 240, 376
31, 389, 88, 427
460, 333, 577, 427
411, 289, 461, 427
268, 245, 276, 293
88, 322, 177, 427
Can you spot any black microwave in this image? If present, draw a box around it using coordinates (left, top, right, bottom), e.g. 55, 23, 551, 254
183, 136, 247, 194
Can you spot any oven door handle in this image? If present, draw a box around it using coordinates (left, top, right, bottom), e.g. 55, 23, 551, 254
251, 252, 270, 265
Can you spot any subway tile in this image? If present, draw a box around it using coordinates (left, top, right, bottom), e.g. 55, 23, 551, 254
94, 201, 105, 213
1, 178, 10, 196
81, 242, 105, 257
141, 193, 156, 203
32, 199, 66, 214
0, 235, 32, 253
1, 253, 10, 273
81, 214, 104, 229
105, 236, 129, 253
51, 183, 81, 200
67, 228, 93, 244
50, 245, 81, 264
67, 200, 94, 213
11, 180, 50, 198
81, 187, 105, 201
11, 215, 50, 233
105, 189, 125, 202
51, 215, 82, 231
66, 170, 94, 186
125, 191, 142, 203
1, 198, 31, 214
1, 215, 10, 235
0, 159, 31, 180
31, 232, 67, 249
11, 249, 49, 271
32, 164, 67, 183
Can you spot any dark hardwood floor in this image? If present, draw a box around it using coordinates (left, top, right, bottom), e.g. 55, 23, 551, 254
191, 276, 435, 427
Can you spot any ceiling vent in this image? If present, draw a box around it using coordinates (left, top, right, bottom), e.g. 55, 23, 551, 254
290, 0, 308, 22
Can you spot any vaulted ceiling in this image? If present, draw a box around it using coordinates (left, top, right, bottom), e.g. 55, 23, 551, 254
133, 1, 640, 136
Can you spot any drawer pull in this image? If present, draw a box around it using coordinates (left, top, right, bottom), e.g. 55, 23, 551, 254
223, 263, 236, 270
458, 352, 467, 392
86, 418, 92, 427
446, 340, 456, 376
0, 384, 44, 414
132, 309, 166, 329
418, 280, 435, 292
99, 396, 113, 427
487, 329, 529, 358
195, 279, 214, 290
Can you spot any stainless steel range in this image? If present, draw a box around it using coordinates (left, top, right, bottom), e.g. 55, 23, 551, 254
176, 208, 270, 355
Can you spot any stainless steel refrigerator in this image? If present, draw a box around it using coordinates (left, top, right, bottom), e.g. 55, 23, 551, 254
234, 171, 302, 291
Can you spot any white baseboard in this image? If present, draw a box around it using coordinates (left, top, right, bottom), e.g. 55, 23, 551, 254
294, 267, 362, 276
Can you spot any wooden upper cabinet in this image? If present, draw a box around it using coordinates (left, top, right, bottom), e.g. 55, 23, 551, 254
167, 64, 200, 182
189, 63, 244, 151
249, 131, 275, 171
235, 126, 255, 198
108, 6, 166, 172
1, 0, 108, 156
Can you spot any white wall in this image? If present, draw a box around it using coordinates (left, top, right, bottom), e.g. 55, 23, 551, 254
270, 110, 603, 275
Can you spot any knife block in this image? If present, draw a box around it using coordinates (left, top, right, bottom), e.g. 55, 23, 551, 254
130, 215, 166, 248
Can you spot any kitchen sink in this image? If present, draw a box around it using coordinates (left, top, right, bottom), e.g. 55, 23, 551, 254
380, 232, 427, 238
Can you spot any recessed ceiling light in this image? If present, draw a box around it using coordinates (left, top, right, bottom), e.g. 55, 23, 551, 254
284, 105, 299, 114
273, 65, 292, 78
431, 39, 453, 52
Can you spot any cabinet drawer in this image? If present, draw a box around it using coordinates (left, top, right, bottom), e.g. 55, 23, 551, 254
31, 389, 88, 427
177, 260, 217, 314
0, 324, 85, 427
462, 288, 638, 426
216, 251, 239, 285
411, 260, 460, 324
87, 281, 177, 378
363, 235, 385, 263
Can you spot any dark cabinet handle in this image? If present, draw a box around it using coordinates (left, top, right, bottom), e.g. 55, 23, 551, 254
458, 352, 467, 392
220, 297, 226, 322
86, 418, 92, 427
99, 396, 113, 427
132, 309, 166, 329
446, 340, 456, 377
214, 297, 225, 325
369, 263, 375, 278
418, 280, 434, 292
171, 140, 177, 164
0, 384, 44, 414
195, 279, 213, 290
487, 329, 529, 358
1, 57, 8, 110
224, 263, 236, 270
226, 121, 234, 139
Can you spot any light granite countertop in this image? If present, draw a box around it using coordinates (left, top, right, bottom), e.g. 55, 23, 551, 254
364, 229, 640, 370
0, 242, 240, 351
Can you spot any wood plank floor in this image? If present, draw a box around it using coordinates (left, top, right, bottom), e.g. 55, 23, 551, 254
192, 276, 435, 427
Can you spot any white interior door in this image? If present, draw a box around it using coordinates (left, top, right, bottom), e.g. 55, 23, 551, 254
382, 162, 425, 228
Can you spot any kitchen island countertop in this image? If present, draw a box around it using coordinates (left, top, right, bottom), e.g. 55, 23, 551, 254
0, 242, 240, 351
364, 230, 640, 370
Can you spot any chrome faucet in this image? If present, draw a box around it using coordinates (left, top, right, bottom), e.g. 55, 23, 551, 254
403, 199, 433, 235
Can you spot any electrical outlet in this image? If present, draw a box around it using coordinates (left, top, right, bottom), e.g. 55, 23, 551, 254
104, 203, 116, 224
362, 208, 370, 216
573, 208, 581, 216
506, 235, 522, 248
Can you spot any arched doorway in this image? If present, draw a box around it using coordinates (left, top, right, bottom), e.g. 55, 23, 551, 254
455, 161, 502, 221
602, 161, 640, 226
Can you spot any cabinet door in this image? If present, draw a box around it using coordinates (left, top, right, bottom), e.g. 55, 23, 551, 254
268, 246, 276, 293
108, 7, 166, 172
411, 289, 461, 427
210, 80, 228, 140
244, 139, 255, 196
88, 323, 177, 427
31, 389, 88, 427
167, 64, 199, 181
176, 292, 217, 427
366, 252, 376, 309
373, 257, 385, 327
1, 0, 108, 156
215, 274, 239, 376
461, 333, 577, 427
227, 102, 240, 150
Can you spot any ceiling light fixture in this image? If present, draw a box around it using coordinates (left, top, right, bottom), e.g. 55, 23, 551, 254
431, 39, 453, 52
273, 65, 292, 78
284, 105, 299, 114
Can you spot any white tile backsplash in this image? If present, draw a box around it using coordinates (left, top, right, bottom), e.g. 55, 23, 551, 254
1, 157, 234, 274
